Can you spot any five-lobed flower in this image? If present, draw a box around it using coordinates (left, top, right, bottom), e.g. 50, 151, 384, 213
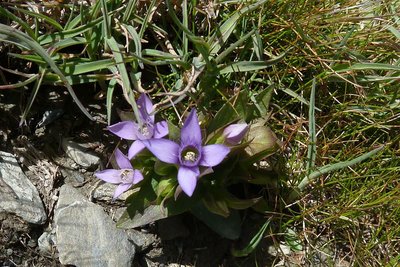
107, 94, 169, 159
141, 109, 230, 197
94, 148, 143, 200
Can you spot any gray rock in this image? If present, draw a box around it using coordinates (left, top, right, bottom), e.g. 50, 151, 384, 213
92, 183, 133, 201
126, 229, 157, 252
60, 167, 86, 186
0, 151, 47, 224
61, 138, 100, 169
116, 205, 169, 229
55, 185, 135, 267
38, 229, 57, 255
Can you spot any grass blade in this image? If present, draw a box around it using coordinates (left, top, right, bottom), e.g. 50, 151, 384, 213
0, 23, 93, 121
10, 7, 63, 31
231, 219, 270, 257
106, 37, 141, 124
20, 69, 45, 125
306, 78, 317, 174
106, 78, 117, 125
208, 0, 268, 56
298, 146, 385, 191
0, 74, 38, 90
219, 52, 286, 74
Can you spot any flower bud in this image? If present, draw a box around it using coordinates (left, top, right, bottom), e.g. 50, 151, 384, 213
223, 123, 248, 145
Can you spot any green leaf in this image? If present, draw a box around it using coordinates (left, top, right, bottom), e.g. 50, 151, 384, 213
231, 219, 270, 257
0, 74, 38, 90
306, 78, 317, 174
106, 78, 117, 125
250, 84, 274, 117
226, 194, 261, 210
38, 16, 103, 45
284, 228, 303, 251
106, 36, 141, 125
0, 6, 35, 38
10, 7, 63, 31
333, 62, 400, 72
122, 24, 143, 68
215, 29, 256, 64
203, 193, 230, 218
208, 0, 268, 56
280, 86, 321, 112
156, 178, 177, 198
142, 49, 181, 59
62, 58, 117, 75
219, 56, 286, 74
207, 91, 249, 133
297, 146, 385, 191
154, 160, 177, 176
191, 202, 241, 240
167, 121, 181, 141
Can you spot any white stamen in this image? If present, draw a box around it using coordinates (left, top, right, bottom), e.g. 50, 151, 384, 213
184, 151, 197, 162
120, 169, 132, 183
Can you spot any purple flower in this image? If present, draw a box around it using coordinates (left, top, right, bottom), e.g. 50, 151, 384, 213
108, 94, 169, 159
223, 123, 248, 145
95, 148, 143, 200
141, 109, 230, 197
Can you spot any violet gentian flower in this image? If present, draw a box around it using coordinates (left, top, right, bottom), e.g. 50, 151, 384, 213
95, 148, 143, 200
223, 123, 248, 145
141, 109, 230, 197
108, 94, 168, 159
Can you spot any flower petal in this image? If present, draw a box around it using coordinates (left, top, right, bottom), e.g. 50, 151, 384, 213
138, 94, 154, 122
141, 139, 180, 164
128, 140, 146, 159
115, 148, 133, 169
223, 123, 248, 145
132, 170, 144, 184
108, 121, 137, 140
181, 109, 202, 147
153, 121, 169, 138
178, 166, 200, 197
95, 169, 122, 184
113, 183, 132, 200
199, 144, 230, 167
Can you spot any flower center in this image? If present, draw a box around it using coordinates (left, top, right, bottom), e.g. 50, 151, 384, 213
137, 122, 153, 139
140, 125, 150, 137
180, 146, 200, 167
120, 169, 133, 183
184, 151, 197, 162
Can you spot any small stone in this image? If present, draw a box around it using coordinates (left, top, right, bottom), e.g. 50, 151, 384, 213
55, 185, 135, 267
27, 238, 37, 248
38, 230, 56, 255
0, 151, 47, 224
92, 183, 134, 201
126, 229, 157, 252
60, 168, 85, 186
267, 244, 291, 256
6, 248, 13, 256
61, 138, 100, 169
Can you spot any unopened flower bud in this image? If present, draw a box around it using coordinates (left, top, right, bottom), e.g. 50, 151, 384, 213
223, 123, 248, 145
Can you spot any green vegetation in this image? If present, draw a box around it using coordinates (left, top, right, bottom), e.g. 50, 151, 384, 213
1, 0, 399, 265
